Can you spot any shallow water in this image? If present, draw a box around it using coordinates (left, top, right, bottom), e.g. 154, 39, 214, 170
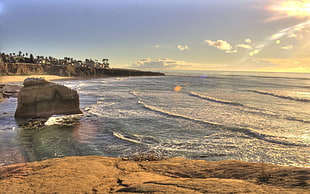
0, 72, 309, 167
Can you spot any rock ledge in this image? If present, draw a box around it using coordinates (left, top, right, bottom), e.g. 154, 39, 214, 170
0, 156, 309, 193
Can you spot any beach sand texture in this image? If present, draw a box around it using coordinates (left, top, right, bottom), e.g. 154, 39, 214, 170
0, 75, 75, 83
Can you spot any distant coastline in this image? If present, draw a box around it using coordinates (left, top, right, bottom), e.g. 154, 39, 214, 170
0, 51, 164, 100
0, 51, 165, 78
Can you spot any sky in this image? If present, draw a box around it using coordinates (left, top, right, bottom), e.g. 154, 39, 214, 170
0, 0, 309, 72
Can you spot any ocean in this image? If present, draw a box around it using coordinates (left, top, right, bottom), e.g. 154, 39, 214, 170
0, 71, 309, 167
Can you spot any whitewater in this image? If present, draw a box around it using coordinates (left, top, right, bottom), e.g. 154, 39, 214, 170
0, 71, 309, 167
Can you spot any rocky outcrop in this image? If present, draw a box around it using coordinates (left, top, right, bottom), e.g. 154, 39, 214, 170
15, 78, 82, 118
0, 84, 21, 98
0, 156, 309, 193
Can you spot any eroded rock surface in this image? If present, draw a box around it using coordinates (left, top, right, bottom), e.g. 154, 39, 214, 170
0, 156, 309, 193
15, 78, 82, 118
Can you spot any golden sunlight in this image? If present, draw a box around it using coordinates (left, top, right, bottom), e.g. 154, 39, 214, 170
268, 0, 310, 18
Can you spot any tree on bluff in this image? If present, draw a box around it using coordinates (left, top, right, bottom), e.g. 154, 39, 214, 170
29, 54, 34, 63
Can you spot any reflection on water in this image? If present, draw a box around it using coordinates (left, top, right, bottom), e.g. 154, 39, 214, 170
18, 115, 99, 162
72, 119, 99, 144
0, 115, 91, 166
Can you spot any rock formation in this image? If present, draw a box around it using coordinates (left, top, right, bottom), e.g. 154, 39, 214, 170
0, 156, 309, 193
0, 84, 21, 98
15, 78, 82, 118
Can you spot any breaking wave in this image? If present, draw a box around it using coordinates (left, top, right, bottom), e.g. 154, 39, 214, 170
113, 132, 141, 144
113, 131, 159, 145
189, 92, 243, 106
250, 90, 310, 102
189, 92, 309, 123
138, 101, 308, 147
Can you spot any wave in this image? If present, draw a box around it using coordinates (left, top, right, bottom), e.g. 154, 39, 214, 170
132, 91, 309, 124
129, 91, 140, 98
112, 131, 159, 145
189, 92, 309, 123
113, 132, 141, 144
138, 101, 308, 147
250, 90, 310, 102
189, 92, 243, 106
247, 75, 310, 81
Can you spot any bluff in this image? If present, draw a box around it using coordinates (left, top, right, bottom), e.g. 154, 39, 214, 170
15, 78, 82, 118
0, 62, 165, 77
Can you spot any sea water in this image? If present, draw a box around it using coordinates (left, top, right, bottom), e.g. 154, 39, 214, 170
0, 72, 309, 167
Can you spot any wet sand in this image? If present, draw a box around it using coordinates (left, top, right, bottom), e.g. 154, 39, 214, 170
0, 75, 75, 84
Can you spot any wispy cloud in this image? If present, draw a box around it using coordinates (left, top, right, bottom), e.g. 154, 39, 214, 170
132, 58, 179, 69
226, 50, 238, 53
204, 39, 254, 53
204, 40, 232, 50
131, 58, 229, 70
177, 45, 190, 51
245, 39, 252, 43
254, 56, 310, 72
281, 45, 294, 50
265, 0, 310, 21
235, 44, 252, 49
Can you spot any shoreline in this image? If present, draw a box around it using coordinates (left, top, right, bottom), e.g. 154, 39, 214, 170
0, 155, 309, 193
0, 75, 78, 84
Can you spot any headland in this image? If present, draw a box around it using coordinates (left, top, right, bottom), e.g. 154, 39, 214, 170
0, 51, 164, 78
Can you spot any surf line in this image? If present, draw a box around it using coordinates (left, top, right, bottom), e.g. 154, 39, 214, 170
249, 90, 310, 102
189, 92, 243, 106
138, 100, 307, 147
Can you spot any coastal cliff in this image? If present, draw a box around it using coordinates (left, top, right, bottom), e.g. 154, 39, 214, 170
0, 62, 165, 77
0, 156, 309, 193
15, 78, 82, 118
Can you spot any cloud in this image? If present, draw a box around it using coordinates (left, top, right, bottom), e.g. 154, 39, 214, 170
281, 45, 294, 50
226, 50, 238, 53
254, 57, 310, 72
177, 45, 190, 51
131, 58, 229, 70
132, 58, 179, 69
245, 39, 252, 43
204, 40, 232, 50
266, 1, 310, 20
154, 45, 160, 48
249, 49, 261, 56
204, 39, 254, 54
235, 44, 252, 49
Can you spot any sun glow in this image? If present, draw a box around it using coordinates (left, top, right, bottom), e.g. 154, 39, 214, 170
268, 0, 310, 18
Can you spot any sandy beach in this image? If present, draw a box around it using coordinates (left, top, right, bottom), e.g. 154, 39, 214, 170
0, 75, 75, 84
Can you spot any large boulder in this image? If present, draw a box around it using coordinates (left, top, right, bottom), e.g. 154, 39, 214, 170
15, 78, 82, 118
